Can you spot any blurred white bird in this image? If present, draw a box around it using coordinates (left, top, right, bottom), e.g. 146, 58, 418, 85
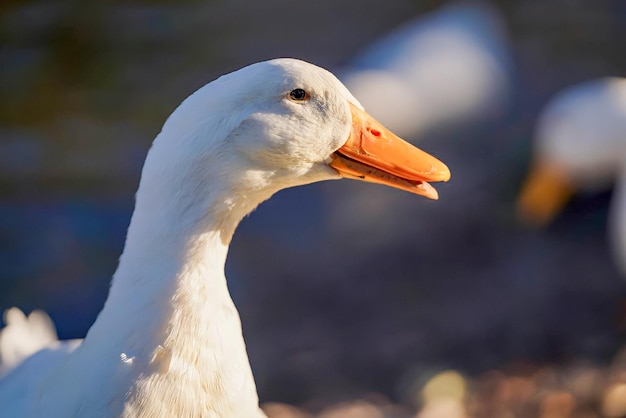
518, 77, 626, 273
0, 59, 449, 418
339, 2, 512, 138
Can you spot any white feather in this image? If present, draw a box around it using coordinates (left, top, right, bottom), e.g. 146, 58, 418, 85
0, 308, 58, 376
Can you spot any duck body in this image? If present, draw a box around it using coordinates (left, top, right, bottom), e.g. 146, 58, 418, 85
0, 59, 449, 417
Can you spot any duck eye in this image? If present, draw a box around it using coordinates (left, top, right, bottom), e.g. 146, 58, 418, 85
288, 88, 309, 102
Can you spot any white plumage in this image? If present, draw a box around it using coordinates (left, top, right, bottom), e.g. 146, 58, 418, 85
0, 308, 58, 376
0, 58, 449, 417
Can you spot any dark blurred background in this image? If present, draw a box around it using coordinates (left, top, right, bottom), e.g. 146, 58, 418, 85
1, 0, 626, 416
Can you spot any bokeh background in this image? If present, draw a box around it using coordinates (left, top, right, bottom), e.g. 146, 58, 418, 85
2, 0, 626, 416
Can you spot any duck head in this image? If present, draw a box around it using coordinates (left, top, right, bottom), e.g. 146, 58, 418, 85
518, 78, 626, 226
139, 58, 450, 228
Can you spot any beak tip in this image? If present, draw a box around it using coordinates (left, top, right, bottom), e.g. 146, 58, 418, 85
436, 165, 451, 183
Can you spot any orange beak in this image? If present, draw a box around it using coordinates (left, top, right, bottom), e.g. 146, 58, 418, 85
517, 161, 573, 226
329, 103, 450, 199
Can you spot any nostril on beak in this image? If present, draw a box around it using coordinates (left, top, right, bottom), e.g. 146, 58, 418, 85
369, 128, 381, 137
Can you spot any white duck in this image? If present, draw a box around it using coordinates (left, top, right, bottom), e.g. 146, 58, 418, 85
0, 58, 449, 417
339, 2, 511, 138
518, 77, 626, 273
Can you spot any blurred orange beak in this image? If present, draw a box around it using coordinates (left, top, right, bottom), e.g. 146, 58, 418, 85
517, 161, 573, 226
330, 103, 451, 199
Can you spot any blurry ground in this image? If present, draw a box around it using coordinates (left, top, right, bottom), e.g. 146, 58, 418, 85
1, 0, 626, 416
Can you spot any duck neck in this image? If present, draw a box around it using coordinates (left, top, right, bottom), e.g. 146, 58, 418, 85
85, 167, 270, 416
